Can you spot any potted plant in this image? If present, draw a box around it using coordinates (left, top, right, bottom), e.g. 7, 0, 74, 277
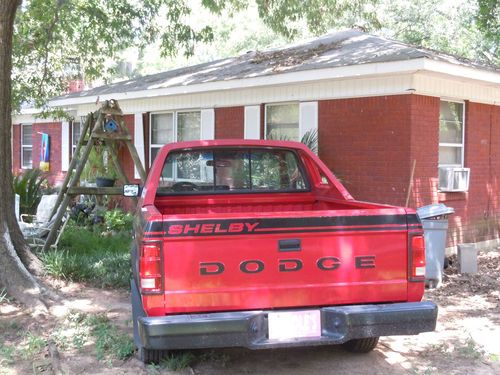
81, 144, 118, 187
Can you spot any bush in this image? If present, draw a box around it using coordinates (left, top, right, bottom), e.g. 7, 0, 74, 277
12, 169, 47, 215
40, 223, 132, 288
104, 209, 134, 232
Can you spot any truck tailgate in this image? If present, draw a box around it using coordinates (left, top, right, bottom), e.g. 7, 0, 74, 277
158, 210, 409, 314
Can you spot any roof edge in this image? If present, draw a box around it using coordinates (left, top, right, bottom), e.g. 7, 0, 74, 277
50, 58, 428, 107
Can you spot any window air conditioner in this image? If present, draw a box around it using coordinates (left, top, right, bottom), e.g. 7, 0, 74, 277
438, 167, 470, 192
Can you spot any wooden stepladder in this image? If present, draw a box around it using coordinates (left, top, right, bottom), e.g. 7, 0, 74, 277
42, 99, 147, 252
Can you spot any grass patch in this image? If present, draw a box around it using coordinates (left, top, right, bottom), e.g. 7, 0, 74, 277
87, 314, 135, 360
40, 223, 132, 288
20, 332, 47, 360
455, 337, 485, 360
160, 351, 197, 371
51, 311, 134, 362
0, 288, 11, 305
0, 342, 15, 365
155, 349, 231, 371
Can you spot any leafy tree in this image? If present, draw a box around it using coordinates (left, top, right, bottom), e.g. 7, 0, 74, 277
377, 0, 498, 66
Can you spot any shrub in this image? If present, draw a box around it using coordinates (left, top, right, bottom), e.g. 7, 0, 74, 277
12, 169, 47, 215
104, 209, 134, 232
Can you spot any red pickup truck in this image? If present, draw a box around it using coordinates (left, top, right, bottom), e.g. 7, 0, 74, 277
128, 140, 437, 363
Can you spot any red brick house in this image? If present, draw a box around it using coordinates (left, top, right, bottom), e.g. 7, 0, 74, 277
12, 30, 500, 251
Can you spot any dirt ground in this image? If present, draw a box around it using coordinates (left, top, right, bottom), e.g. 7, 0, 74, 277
1, 249, 499, 375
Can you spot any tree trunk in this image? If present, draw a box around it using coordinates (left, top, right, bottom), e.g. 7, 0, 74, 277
0, 0, 51, 310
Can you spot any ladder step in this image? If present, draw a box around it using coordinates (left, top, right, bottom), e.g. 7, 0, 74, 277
91, 131, 132, 141
67, 186, 124, 195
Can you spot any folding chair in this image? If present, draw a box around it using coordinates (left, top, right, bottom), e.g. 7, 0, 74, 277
19, 195, 69, 250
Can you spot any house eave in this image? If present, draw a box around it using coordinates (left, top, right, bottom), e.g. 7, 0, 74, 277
49, 58, 431, 107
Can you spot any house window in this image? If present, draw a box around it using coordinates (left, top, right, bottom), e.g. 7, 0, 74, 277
265, 103, 299, 141
149, 111, 201, 164
71, 120, 81, 156
21, 124, 33, 168
439, 101, 465, 167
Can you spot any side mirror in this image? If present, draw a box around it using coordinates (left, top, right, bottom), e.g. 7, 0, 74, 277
123, 184, 141, 197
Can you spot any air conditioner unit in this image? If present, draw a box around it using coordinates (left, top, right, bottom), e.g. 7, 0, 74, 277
438, 167, 470, 192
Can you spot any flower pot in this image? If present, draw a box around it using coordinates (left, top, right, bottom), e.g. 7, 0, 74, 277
95, 177, 116, 187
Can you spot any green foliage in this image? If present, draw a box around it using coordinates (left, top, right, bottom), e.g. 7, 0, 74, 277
0, 342, 15, 366
12, 0, 231, 111
301, 129, 318, 154
12, 168, 47, 215
81, 145, 119, 182
104, 209, 134, 232
157, 350, 231, 371
40, 222, 132, 288
377, 0, 498, 66
87, 314, 135, 361
255, 0, 379, 38
20, 332, 47, 360
160, 351, 197, 371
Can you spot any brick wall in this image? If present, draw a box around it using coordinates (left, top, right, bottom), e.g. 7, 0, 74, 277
318, 95, 412, 206
408, 95, 440, 207
215, 107, 244, 139
12, 122, 64, 185
117, 114, 137, 182
33, 122, 64, 185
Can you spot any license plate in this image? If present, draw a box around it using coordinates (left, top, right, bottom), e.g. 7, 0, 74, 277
268, 310, 321, 340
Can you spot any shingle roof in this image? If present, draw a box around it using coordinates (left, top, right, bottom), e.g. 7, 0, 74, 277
55, 30, 499, 101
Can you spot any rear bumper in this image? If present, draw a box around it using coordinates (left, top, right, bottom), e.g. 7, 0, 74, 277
138, 301, 437, 350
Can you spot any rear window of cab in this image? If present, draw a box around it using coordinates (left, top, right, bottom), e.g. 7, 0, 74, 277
156, 148, 309, 195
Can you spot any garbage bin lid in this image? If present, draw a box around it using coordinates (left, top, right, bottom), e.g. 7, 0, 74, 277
417, 203, 455, 219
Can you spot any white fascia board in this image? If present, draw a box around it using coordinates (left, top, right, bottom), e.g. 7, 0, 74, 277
48, 57, 500, 108
49, 59, 427, 107
422, 59, 500, 85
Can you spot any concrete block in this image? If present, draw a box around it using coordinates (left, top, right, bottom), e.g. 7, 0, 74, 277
457, 243, 478, 274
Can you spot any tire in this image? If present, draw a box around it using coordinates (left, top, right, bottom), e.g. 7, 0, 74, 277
138, 346, 170, 364
342, 337, 379, 353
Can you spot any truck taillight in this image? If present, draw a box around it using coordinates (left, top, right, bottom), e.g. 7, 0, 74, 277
410, 235, 426, 280
139, 242, 163, 294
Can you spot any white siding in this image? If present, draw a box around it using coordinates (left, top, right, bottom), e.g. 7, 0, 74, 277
244, 106, 261, 139
61, 121, 70, 171
299, 101, 318, 153
200, 108, 215, 140
75, 74, 417, 116
71, 71, 499, 117
133, 113, 145, 179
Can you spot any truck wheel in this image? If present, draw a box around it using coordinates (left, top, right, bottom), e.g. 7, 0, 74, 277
138, 347, 170, 364
342, 337, 379, 353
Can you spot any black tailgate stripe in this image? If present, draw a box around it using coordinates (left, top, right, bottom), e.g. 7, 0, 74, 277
145, 214, 413, 237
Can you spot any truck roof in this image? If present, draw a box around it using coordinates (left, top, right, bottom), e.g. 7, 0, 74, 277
158, 139, 312, 152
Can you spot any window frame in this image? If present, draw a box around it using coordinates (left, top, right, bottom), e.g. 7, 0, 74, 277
438, 99, 466, 168
156, 147, 311, 196
71, 119, 82, 157
264, 102, 300, 141
21, 123, 33, 169
149, 110, 202, 168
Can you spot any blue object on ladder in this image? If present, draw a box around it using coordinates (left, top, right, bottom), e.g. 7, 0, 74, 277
104, 119, 119, 132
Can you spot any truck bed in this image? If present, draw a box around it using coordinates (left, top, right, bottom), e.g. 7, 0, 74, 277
154, 193, 387, 216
